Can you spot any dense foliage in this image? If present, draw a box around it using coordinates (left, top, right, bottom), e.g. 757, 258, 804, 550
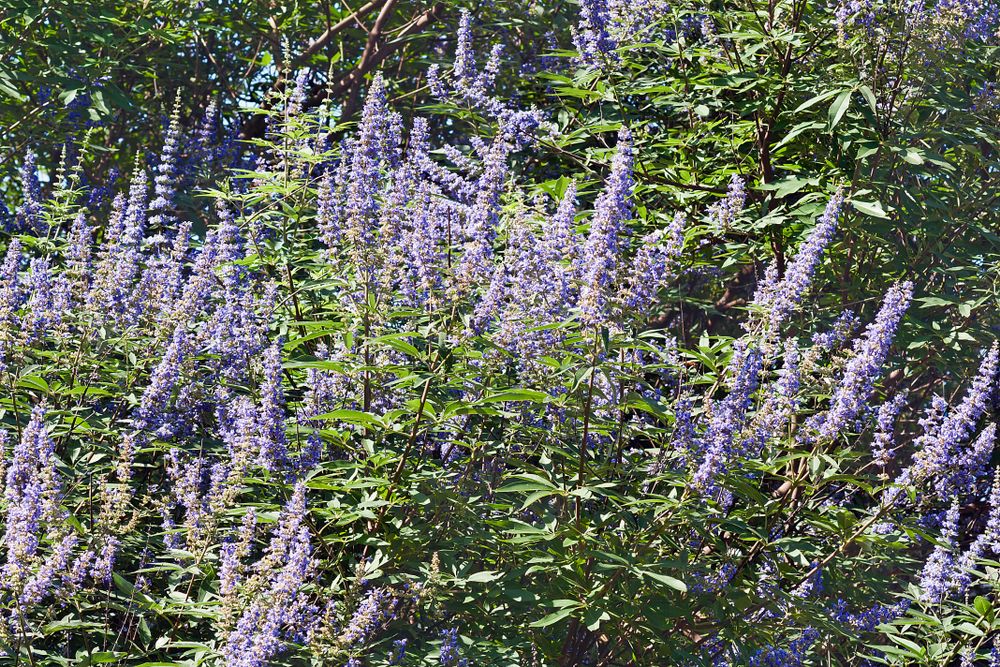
1, 0, 1000, 665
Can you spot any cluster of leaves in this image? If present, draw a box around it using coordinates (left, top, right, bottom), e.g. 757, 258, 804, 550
0, 0, 1000, 665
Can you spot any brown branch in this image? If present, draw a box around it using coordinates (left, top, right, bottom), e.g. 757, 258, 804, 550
341, 0, 400, 120
238, 0, 388, 140
309, 2, 443, 111
291, 0, 384, 69
240, 2, 443, 140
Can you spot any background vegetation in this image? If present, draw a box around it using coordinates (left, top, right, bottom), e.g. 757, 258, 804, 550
0, 0, 999, 664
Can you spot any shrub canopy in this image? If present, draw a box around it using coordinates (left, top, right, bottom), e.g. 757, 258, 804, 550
1, 0, 1000, 665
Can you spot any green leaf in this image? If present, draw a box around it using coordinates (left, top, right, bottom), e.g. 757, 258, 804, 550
793, 88, 840, 113
520, 489, 563, 510
915, 296, 956, 308
530, 606, 579, 628
954, 622, 984, 637
0, 78, 24, 101
310, 409, 382, 427
638, 569, 688, 592
888, 634, 926, 657
17, 375, 49, 391
584, 607, 610, 631
42, 619, 104, 635
371, 333, 420, 358
478, 389, 550, 404
497, 473, 559, 493
828, 89, 852, 130
858, 84, 878, 116
851, 199, 889, 219
771, 177, 815, 199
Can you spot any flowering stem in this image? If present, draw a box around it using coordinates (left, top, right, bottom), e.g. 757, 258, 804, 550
17, 613, 37, 667
391, 373, 433, 486
575, 329, 601, 528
